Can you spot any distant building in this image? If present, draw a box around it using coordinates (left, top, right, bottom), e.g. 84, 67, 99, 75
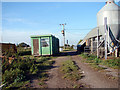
17, 42, 31, 50
0, 43, 17, 56
17, 42, 30, 47
78, 0, 120, 57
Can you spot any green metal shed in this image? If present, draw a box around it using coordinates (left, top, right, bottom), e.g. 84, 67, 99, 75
31, 34, 59, 56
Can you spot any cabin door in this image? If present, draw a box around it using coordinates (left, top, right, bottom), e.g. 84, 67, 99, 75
33, 39, 39, 55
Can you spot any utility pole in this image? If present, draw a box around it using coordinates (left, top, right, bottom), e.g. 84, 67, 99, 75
104, 17, 107, 60
97, 27, 99, 58
108, 26, 110, 50
60, 23, 66, 49
67, 40, 68, 48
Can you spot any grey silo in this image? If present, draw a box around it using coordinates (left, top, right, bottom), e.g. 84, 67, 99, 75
78, 0, 120, 57
97, 0, 120, 41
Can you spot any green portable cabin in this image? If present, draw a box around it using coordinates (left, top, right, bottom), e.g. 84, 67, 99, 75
31, 34, 59, 56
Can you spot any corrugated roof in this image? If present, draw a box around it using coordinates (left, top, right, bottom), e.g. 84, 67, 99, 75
31, 34, 54, 38
83, 27, 102, 40
79, 27, 102, 45
79, 24, 120, 45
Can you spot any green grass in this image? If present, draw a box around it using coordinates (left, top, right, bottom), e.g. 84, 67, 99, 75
2, 50, 54, 89
101, 58, 120, 69
6, 80, 30, 88
60, 60, 83, 81
79, 53, 119, 69
79, 53, 89, 59
90, 63, 107, 70
39, 82, 45, 86
73, 84, 84, 88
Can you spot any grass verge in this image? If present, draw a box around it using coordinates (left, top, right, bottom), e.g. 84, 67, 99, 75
60, 60, 83, 81
79, 53, 120, 69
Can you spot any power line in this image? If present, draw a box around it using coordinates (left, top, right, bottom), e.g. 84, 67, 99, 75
65, 28, 93, 31
65, 31, 87, 36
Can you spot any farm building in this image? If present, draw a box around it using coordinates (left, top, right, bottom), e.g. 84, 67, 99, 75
31, 34, 59, 56
0, 43, 17, 56
77, 0, 120, 57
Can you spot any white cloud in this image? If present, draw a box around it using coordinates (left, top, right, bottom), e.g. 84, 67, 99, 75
2, 29, 86, 46
3, 18, 25, 23
54, 31, 86, 46
2, 29, 53, 45
3, 18, 39, 26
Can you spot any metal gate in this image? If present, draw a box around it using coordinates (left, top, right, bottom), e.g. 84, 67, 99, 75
33, 39, 39, 55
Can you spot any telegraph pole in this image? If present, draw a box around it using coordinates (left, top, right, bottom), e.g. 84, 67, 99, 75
60, 23, 66, 49
108, 26, 110, 50
104, 17, 107, 60
67, 40, 68, 48
97, 27, 99, 58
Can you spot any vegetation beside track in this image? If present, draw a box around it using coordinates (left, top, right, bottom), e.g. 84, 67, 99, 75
2, 47, 54, 89
60, 60, 84, 88
79, 53, 120, 69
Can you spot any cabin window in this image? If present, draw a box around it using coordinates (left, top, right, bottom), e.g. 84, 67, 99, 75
41, 38, 49, 47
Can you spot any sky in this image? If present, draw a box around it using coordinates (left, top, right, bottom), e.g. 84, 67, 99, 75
1, 1, 119, 46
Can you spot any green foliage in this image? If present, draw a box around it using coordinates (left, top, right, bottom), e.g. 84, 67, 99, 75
2, 44, 54, 88
7, 80, 30, 88
3, 68, 25, 84
2, 57, 32, 85
39, 82, 45, 86
79, 53, 89, 59
2, 50, 14, 57
94, 58, 102, 64
73, 85, 78, 88
63, 72, 83, 81
90, 63, 106, 70
6, 52, 12, 57
79, 53, 119, 69
102, 58, 120, 68
18, 51, 31, 56
88, 55, 97, 60
60, 60, 83, 81
2, 55, 53, 88
61, 60, 78, 73
30, 64, 38, 74
80, 53, 101, 63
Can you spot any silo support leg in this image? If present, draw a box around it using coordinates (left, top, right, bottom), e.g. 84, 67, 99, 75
91, 38, 94, 53
115, 46, 119, 57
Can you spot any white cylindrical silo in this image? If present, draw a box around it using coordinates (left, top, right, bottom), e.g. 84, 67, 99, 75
97, 0, 120, 41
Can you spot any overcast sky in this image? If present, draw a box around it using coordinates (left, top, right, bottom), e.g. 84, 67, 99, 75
1, 1, 119, 46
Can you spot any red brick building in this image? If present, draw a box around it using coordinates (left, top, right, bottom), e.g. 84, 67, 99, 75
0, 43, 17, 56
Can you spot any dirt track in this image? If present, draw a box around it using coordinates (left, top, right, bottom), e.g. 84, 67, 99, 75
46, 56, 74, 88
46, 51, 118, 88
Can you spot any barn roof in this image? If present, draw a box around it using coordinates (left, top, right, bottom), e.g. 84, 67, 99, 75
79, 27, 102, 45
